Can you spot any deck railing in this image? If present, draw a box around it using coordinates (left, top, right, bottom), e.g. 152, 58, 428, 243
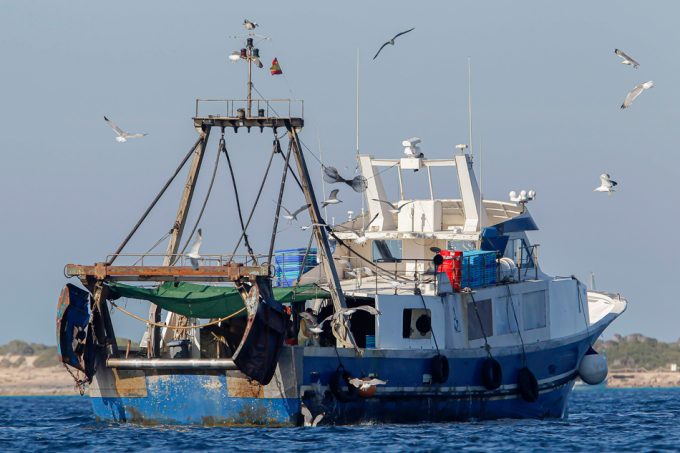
194, 99, 304, 119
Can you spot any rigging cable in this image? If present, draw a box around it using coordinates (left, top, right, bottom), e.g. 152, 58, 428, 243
220, 129, 256, 262
416, 289, 440, 353
506, 284, 528, 367
107, 136, 204, 265
268, 138, 294, 266
229, 134, 282, 261
176, 137, 222, 260
465, 289, 494, 359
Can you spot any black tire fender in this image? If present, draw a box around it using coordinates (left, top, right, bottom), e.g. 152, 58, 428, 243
431, 354, 450, 384
481, 357, 503, 390
517, 367, 539, 402
329, 366, 358, 402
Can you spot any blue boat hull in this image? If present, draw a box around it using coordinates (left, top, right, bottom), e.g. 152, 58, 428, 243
88, 326, 604, 426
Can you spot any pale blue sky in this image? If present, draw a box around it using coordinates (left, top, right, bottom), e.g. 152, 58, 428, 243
1, 1, 677, 344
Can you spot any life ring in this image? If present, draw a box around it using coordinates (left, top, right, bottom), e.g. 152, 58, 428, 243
481, 357, 503, 390
431, 354, 450, 384
517, 367, 539, 402
329, 366, 358, 402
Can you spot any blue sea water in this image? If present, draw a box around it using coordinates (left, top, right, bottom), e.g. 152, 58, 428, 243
1, 388, 679, 452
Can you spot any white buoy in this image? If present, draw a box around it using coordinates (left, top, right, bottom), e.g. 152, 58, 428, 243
578, 347, 608, 385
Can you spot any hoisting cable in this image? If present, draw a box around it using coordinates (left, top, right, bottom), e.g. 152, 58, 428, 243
107, 136, 203, 265
465, 289, 494, 358
506, 284, 528, 367
220, 129, 256, 262
176, 134, 222, 261
294, 230, 316, 289
132, 231, 172, 266
416, 289, 440, 353
109, 300, 246, 329
229, 135, 281, 261
268, 139, 294, 266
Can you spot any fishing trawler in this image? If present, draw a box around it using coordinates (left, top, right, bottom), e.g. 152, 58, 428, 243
56, 27, 626, 426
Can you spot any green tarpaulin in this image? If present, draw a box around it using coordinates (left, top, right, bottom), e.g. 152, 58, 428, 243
107, 282, 329, 319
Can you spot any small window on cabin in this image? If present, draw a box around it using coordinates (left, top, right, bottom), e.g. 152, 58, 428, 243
446, 240, 476, 252
402, 308, 432, 339
522, 291, 547, 330
467, 298, 493, 341
505, 238, 534, 269
494, 296, 520, 336
372, 239, 402, 263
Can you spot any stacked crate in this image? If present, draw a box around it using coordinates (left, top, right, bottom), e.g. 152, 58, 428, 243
460, 250, 497, 289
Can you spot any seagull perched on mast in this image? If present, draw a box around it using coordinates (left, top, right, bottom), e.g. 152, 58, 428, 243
186, 229, 203, 270
373, 27, 415, 60
621, 81, 654, 109
243, 19, 258, 30
104, 116, 147, 143
594, 174, 617, 196
614, 49, 640, 69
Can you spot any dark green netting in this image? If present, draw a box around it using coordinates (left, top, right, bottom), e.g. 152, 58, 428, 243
107, 282, 329, 319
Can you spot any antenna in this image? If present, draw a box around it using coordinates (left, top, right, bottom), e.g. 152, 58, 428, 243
356, 48, 366, 230
479, 135, 483, 230
467, 57, 473, 158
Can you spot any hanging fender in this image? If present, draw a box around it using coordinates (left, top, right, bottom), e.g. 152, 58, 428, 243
481, 357, 503, 390
517, 367, 539, 402
329, 366, 359, 402
431, 354, 450, 384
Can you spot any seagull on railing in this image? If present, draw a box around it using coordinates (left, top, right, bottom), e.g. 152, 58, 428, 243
282, 204, 309, 222
373, 27, 415, 60
621, 81, 654, 109
321, 189, 342, 208
594, 174, 618, 196
104, 116, 147, 143
372, 198, 414, 214
186, 228, 203, 270
614, 49, 640, 68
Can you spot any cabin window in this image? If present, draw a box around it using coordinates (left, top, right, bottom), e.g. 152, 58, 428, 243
494, 296, 519, 335
446, 240, 476, 252
505, 238, 534, 269
467, 298, 493, 340
402, 308, 432, 339
372, 240, 402, 263
522, 291, 547, 330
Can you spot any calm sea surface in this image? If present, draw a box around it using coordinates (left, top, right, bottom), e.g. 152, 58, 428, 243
1, 388, 679, 452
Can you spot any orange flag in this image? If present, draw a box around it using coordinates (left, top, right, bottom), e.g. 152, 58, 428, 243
270, 58, 283, 75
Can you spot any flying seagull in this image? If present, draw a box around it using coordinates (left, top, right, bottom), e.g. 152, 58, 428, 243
309, 305, 381, 334
594, 174, 617, 196
353, 213, 380, 244
282, 204, 309, 222
104, 116, 147, 143
186, 228, 203, 270
300, 403, 324, 427
322, 166, 368, 192
372, 198, 414, 214
300, 222, 327, 231
621, 81, 654, 109
243, 19, 258, 30
373, 27, 415, 60
614, 49, 639, 69
321, 189, 342, 208
349, 377, 388, 391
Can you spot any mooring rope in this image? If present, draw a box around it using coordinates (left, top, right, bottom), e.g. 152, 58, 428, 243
109, 300, 246, 330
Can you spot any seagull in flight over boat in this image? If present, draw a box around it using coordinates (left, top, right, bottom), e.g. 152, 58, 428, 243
321, 189, 342, 208
349, 377, 388, 391
614, 49, 640, 69
594, 174, 617, 196
373, 27, 415, 60
621, 81, 654, 109
300, 222, 327, 231
353, 213, 380, 244
243, 19, 258, 30
282, 204, 309, 222
186, 228, 203, 270
372, 199, 414, 214
104, 116, 147, 143
308, 306, 381, 334
300, 403, 324, 427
